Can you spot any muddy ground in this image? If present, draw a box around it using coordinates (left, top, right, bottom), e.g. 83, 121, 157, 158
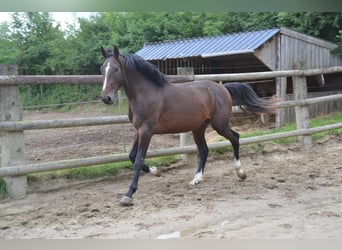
0, 111, 341, 239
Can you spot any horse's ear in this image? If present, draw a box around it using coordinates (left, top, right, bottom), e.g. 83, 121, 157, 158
113, 46, 120, 59
101, 46, 107, 58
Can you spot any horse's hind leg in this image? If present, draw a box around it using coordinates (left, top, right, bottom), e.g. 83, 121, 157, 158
212, 124, 247, 180
229, 129, 247, 180
189, 121, 209, 186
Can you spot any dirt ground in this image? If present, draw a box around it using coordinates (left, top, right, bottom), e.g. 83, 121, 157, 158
0, 111, 342, 239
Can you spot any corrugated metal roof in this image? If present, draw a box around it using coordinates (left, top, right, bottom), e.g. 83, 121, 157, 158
136, 28, 280, 60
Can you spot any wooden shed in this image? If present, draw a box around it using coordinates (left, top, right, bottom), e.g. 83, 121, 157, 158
136, 27, 342, 124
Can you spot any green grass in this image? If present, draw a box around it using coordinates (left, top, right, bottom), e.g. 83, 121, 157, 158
241, 111, 342, 143
240, 122, 298, 144
27, 155, 181, 185
0, 177, 7, 197
145, 155, 182, 167
310, 111, 342, 140
27, 161, 132, 183
211, 110, 342, 155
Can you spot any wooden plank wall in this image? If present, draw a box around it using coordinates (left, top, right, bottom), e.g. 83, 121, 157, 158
280, 33, 332, 70
284, 91, 342, 123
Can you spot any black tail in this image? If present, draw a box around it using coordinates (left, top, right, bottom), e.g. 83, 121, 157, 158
224, 82, 277, 114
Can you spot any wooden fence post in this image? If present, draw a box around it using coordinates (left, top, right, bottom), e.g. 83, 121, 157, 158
276, 77, 287, 127
0, 64, 27, 198
177, 67, 197, 167
292, 62, 312, 150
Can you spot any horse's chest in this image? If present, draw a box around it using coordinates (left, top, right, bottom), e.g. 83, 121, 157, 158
129, 102, 161, 129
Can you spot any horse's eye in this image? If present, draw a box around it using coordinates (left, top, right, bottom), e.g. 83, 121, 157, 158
100, 66, 104, 72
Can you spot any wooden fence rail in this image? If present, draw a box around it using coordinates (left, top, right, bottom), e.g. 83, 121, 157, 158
1, 122, 342, 177
1, 66, 342, 86
1, 65, 342, 198
1, 94, 342, 132
0, 115, 130, 132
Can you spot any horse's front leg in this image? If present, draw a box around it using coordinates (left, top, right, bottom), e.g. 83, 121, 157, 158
129, 131, 161, 176
120, 128, 153, 206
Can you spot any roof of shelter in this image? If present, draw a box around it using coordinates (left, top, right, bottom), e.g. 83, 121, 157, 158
135, 27, 338, 61
135, 28, 280, 60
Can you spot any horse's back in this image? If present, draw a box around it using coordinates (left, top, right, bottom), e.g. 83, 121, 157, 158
154, 80, 231, 134
169, 80, 231, 110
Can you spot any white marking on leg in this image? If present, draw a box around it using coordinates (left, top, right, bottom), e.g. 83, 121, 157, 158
189, 171, 203, 186
234, 158, 241, 169
102, 62, 111, 91
149, 166, 161, 177
149, 166, 157, 175
234, 158, 247, 180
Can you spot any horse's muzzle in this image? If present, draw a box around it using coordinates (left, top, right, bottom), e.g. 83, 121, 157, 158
102, 95, 114, 105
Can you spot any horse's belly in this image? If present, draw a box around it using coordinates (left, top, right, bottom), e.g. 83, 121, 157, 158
154, 83, 217, 134
155, 113, 208, 134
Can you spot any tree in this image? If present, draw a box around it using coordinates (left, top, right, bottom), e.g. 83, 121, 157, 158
66, 15, 112, 74
9, 12, 64, 75
0, 22, 13, 63
277, 12, 342, 44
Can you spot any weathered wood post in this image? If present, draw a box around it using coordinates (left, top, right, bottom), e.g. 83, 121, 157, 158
0, 64, 27, 198
292, 62, 312, 150
276, 77, 287, 127
177, 67, 197, 167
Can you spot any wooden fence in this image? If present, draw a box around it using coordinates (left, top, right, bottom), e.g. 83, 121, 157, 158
1, 65, 342, 198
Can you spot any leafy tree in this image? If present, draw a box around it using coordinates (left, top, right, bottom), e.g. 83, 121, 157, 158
65, 15, 112, 74
9, 12, 63, 75
335, 31, 342, 54
99, 12, 342, 53
0, 22, 13, 63
277, 12, 342, 44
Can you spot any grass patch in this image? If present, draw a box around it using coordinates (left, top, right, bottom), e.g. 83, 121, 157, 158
145, 155, 181, 167
211, 110, 342, 155
28, 161, 132, 183
27, 155, 181, 184
0, 177, 7, 197
240, 123, 299, 144
241, 111, 342, 143
310, 111, 342, 140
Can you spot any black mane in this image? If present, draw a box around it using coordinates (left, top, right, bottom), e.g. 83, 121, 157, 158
123, 54, 168, 87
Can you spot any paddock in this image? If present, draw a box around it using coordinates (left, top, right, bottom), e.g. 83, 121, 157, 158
1, 66, 342, 238
0, 129, 341, 238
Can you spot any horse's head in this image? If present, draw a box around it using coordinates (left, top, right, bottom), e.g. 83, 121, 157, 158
100, 46, 125, 105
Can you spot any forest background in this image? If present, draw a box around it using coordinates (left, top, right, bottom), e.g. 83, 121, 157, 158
0, 12, 341, 108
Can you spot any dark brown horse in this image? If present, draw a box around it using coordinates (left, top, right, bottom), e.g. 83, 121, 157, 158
100, 46, 277, 206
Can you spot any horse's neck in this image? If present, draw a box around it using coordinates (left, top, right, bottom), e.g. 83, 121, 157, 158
123, 73, 160, 105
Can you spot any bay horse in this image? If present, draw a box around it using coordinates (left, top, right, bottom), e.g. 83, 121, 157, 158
100, 46, 277, 206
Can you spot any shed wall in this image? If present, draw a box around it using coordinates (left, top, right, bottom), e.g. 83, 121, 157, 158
284, 91, 342, 123
280, 34, 332, 70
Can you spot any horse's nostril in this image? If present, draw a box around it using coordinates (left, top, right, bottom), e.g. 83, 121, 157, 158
102, 96, 113, 104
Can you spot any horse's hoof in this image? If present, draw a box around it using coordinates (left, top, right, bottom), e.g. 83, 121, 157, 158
189, 172, 203, 186
236, 169, 247, 181
119, 196, 133, 206
149, 166, 161, 177
155, 168, 161, 177
189, 179, 200, 186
